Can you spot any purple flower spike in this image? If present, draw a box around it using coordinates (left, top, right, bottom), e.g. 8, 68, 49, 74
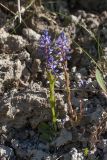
39, 30, 51, 48
39, 31, 71, 75
39, 30, 52, 58
48, 56, 59, 74
39, 30, 58, 74
55, 32, 71, 62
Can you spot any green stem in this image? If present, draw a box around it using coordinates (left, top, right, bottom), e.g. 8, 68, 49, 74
48, 71, 57, 131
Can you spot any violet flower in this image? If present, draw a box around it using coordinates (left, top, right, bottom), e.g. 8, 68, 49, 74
39, 31, 71, 74
55, 32, 71, 63
78, 79, 88, 88
39, 30, 51, 55
39, 30, 58, 74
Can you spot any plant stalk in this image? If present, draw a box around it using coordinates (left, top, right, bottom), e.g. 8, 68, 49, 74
63, 61, 74, 118
48, 71, 57, 131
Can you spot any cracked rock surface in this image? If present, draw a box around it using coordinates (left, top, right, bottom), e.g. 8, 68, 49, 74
0, 0, 107, 160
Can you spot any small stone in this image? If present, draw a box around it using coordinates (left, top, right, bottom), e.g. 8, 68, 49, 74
0, 145, 14, 159
31, 59, 42, 80
72, 97, 80, 109
72, 66, 77, 73
11, 139, 19, 149
22, 28, 40, 42
70, 148, 84, 160
104, 153, 107, 160
52, 128, 72, 147
79, 68, 88, 76
2, 126, 7, 133
101, 25, 107, 40
71, 15, 79, 24
38, 143, 49, 152
6, 35, 27, 52
0, 28, 9, 43
14, 59, 22, 80
22, 67, 30, 82
30, 150, 50, 160
97, 139, 107, 152
19, 50, 30, 61
75, 73, 82, 81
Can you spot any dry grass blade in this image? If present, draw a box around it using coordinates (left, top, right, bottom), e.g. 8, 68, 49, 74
17, 0, 21, 23
0, 2, 15, 15
0, 2, 32, 30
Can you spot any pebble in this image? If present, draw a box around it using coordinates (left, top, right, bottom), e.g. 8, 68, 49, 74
52, 128, 72, 147
0, 145, 14, 159
79, 68, 88, 76
70, 148, 84, 160
22, 28, 40, 42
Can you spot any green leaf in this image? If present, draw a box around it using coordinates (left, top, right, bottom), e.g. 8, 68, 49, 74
83, 148, 89, 157
95, 69, 107, 93
40, 133, 51, 142
38, 122, 55, 142
38, 122, 50, 133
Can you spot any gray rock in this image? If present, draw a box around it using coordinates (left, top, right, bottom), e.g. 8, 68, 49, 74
72, 66, 77, 73
56, 150, 84, 160
79, 68, 88, 76
86, 17, 99, 29
0, 145, 14, 159
30, 150, 50, 160
63, 153, 71, 160
71, 15, 79, 24
18, 50, 30, 61
0, 28, 27, 52
0, 28, 9, 43
0, 58, 23, 91
44, 0, 68, 12
22, 28, 40, 42
11, 139, 19, 149
52, 128, 72, 147
103, 47, 107, 60
70, 0, 107, 11
13, 59, 23, 80
103, 140, 107, 153
72, 97, 80, 109
89, 105, 105, 123
97, 139, 107, 152
87, 147, 97, 160
38, 143, 49, 152
6, 35, 27, 52
101, 26, 107, 40
22, 68, 30, 83
55, 73, 65, 88
11, 136, 40, 159
0, 58, 14, 81
75, 73, 82, 81
0, 84, 50, 129
70, 148, 84, 160
104, 153, 107, 160
31, 59, 42, 79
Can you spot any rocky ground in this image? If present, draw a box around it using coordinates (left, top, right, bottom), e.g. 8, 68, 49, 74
0, 0, 107, 160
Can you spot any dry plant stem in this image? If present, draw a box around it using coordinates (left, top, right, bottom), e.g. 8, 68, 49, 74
79, 98, 84, 117
79, 89, 84, 117
17, 0, 21, 23
63, 61, 74, 118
